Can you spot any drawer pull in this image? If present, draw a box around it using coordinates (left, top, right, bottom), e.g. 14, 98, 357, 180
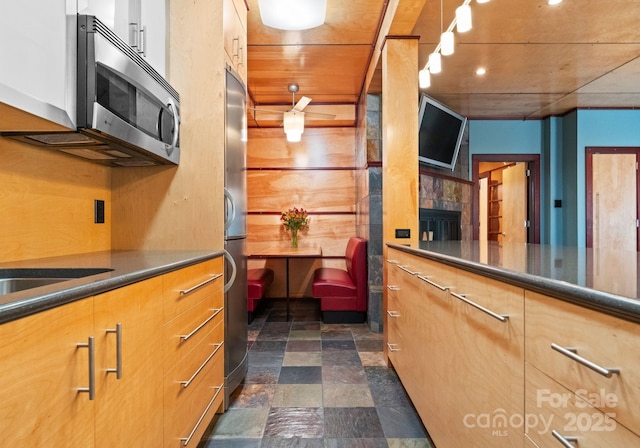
387, 285, 400, 291
106, 323, 123, 379
386, 259, 399, 264
551, 430, 578, 447
550, 343, 620, 378
417, 275, 450, 291
180, 342, 223, 388
397, 265, 420, 275
77, 337, 95, 400
180, 308, 223, 341
180, 273, 223, 295
450, 292, 509, 322
387, 343, 400, 352
387, 310, 401, 318
180, 384, 223, 446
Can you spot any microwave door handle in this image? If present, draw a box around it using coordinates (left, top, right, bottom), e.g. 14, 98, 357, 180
167, 98, 180, 153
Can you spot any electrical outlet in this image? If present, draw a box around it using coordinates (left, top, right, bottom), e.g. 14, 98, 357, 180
94, 200, 105, 224
395, 228, 410, 239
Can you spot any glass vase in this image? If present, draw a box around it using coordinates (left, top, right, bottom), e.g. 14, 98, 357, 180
291, 229, 298, 248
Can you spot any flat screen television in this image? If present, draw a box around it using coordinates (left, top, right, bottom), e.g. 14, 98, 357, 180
418, 94, 467, 170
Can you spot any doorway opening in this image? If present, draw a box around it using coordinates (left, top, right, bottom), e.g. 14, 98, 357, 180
472, 154, 540, 243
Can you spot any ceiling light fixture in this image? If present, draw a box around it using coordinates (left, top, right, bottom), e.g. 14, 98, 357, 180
419, 70, 431, 89
477, 0, 490, 3
455, 4, 472, 32
283, 110, 304, 142
440, 0, 455, 56
547, 0, 563, 5
476, 67, 487, 75
258, 0, 327, 31
429, 52, 442, 74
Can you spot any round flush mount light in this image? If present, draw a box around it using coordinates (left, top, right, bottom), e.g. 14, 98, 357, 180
476, 67, 487, 76
548, 0, 563, 5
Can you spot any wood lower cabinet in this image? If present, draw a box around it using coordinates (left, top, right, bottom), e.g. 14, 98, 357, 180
0, 299, 95, 447
0, 256, 224, 447
386, 248, 525, 447
163, 257, 225, 447
525, 363, 640, 447
525, 290, 640, 442
93, 277, 164, 448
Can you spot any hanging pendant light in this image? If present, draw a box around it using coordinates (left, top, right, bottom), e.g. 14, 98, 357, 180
441, 31, 455, 56
428, 52, 442, 74
456, 4, 472, 32
419, 69, 431, 89
284, 110, 304, 142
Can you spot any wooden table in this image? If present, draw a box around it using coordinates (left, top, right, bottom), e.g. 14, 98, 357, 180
249, 244, 322, 320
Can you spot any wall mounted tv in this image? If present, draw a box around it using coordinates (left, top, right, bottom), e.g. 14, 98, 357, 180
418, 94, 468, 170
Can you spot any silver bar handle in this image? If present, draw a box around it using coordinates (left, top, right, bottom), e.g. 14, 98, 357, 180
387, 343, 400, 352
386, 259, 399, 264
77, 337, 95, 400
181, 384, 223, 446
139, 25, 146, 57
450, 292, 509, 323
386, 285, 399, 291
180, 343, 223, 388
180, 308, 223, 341
129, 22, 139, 49
397, 265, 420, 275
551, 430, 578, 447
238, 45, 244, 67
417, 274, 450, 291
180, 273, 223, 295
387, 310, 401, 318
550, 343, 620, 378
106, 323, 123, 379
232, 37, 240, 58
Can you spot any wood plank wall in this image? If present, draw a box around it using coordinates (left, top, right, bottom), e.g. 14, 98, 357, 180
247, 127, 357, 298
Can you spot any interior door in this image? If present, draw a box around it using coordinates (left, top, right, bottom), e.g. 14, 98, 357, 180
502, 162, 528, 244
591, 153, 637, 251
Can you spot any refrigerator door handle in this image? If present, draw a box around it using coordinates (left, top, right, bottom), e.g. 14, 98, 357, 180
224, 187, 236, 231
223, 249, 237, 293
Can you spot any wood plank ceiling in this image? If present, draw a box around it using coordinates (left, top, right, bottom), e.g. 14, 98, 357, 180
246, 0, 640, 127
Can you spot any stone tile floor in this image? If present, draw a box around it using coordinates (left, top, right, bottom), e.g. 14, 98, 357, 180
199, 299, 435, 448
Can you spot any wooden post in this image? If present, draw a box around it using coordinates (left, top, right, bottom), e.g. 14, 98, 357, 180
381, 36, 419, 362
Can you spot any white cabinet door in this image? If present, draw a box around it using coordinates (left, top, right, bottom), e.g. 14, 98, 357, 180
80, 0, 166, 76
0, 0, 75, 129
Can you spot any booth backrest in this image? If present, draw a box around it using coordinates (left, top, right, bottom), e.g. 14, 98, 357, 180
345, 237, 367, 310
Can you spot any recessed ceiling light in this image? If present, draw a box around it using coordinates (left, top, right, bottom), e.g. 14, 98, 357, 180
548, 0, 563, 5
476, 67, 487, 76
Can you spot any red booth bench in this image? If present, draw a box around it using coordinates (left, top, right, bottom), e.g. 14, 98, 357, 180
247, 268, 274, 323
312, 237, 367, 323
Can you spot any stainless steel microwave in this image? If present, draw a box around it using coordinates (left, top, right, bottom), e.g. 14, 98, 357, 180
2, 15, 180, 167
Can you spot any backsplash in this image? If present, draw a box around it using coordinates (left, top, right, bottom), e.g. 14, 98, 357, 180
0, 137, 111, 262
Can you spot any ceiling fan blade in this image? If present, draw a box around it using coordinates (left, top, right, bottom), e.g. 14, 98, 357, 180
248, 107, 286, 115
293, 96, 312, 112
304, 111, 336, 120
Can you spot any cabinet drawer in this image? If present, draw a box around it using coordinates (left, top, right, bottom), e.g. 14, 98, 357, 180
163, 258, 223, 322
454, 268, 524, 325
526, 363, 640, 447
164, 347, 224, 447
163, 297, 224, 371
525, 291, 640, 436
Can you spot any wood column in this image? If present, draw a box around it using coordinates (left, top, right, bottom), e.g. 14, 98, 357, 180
382, 36, 419, 362
381, 37, 419, 249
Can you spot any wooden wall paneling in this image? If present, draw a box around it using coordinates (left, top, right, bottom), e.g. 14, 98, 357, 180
111, 0, 226, 251
247, 214, 356, 257
247, 128, 356, 168
247, 170, 356, 212
0, 139, 111, 262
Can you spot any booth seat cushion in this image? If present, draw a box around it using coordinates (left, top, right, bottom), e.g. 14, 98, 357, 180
312, 268, 356, 298
247, 268, 274, 315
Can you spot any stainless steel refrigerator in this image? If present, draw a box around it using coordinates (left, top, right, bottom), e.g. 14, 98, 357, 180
223, 66, 248, 409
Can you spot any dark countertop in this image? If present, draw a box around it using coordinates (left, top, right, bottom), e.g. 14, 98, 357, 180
0, 250, 225, 325
388, 241, 640, 324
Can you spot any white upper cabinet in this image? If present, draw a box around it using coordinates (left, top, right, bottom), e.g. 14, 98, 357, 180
0, 0, 76, 130
80, 0, 167, 76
